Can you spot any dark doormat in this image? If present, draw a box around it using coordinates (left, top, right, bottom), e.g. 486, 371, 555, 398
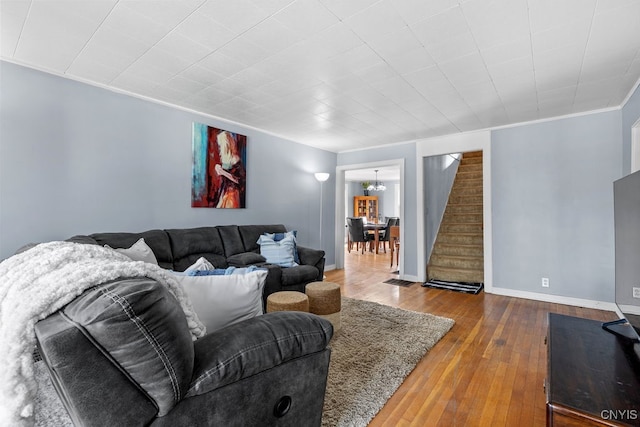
422, 279, 484, 294
383, 278, 415, 287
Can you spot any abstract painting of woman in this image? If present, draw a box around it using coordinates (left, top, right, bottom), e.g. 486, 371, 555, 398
191, 123, 246, 208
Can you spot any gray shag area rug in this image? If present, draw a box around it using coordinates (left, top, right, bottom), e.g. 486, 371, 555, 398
33, 298, 454, 427
322, 297, 455, 427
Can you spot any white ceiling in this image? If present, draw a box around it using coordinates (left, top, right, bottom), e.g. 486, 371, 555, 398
2, 0, 639, 153
345, 166, 399, 182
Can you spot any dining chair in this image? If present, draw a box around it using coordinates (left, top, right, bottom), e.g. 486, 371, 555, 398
376, 217, 398, 253
346, 217, 373, 254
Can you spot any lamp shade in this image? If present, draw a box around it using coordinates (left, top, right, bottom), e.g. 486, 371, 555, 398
314, 172, 330, 182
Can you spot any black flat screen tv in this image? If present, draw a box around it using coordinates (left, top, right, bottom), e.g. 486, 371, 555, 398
605, 169, 640, 342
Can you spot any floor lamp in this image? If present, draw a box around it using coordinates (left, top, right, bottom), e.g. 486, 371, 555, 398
314, 172, 330, 249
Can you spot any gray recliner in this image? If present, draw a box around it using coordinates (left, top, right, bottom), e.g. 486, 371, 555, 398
34, 278, 333, 426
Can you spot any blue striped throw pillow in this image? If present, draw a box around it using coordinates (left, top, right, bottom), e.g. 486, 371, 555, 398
256, 234, 298, 267
264, 230, 300, 264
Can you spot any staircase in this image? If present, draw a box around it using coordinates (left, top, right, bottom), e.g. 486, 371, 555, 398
427, 151, 484, 284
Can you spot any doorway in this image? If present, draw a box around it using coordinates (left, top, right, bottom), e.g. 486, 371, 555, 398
416, 131, 493, 292
334, 159, 405, 276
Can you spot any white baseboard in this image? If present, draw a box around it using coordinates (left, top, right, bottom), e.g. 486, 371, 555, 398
489, 287, 617, 312
325, 264, 336, 272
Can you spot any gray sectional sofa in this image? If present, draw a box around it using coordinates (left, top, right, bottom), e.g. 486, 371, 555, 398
69, 224, 326, 305
27, 224, 332, 426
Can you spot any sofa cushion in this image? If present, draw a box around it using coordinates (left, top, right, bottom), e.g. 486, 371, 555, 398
217, 225, 245, 257
165, 227, 227, 271
62, 278, 194, 417
90, 230, 173, 269
187, 311, 333, 397
281, 265, 320, 286
227, 252, 266, 267
239, 224, 287, 253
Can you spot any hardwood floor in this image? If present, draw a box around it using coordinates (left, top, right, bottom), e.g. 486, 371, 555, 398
324, 247, 617, 426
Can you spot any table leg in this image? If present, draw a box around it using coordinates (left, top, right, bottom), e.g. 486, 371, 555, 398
375, 229, 379, 254
390, 239, 394, 267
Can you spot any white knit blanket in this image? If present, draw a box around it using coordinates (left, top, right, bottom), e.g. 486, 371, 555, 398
0, 241, 206, 427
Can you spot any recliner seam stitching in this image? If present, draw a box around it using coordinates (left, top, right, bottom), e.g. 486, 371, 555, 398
99, 287, 181, 403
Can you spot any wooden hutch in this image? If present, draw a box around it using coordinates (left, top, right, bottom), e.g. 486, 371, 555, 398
353, 196, 378, 223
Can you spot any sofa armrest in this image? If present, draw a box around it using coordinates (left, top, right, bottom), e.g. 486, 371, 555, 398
297, 246, 325, 279
186, 312, 333, 397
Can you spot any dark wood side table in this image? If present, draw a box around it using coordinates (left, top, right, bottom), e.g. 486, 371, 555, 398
546, 313, 640, 426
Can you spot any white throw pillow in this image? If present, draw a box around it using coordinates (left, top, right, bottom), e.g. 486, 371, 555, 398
174, 269, 268, 334
107, 238, 158, 265
184, 257, 215, 274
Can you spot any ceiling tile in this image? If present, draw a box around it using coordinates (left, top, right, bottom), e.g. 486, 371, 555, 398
274, 0, 339, 37
344, 0, 407, 39
422, 31, 478, 64
104, 4, 171, 46
174, 13, 236, 51
319, 0, 379, 21
480, 37, 531, 66
242, 18, 303, 55
395, 0, 458, 25
121, 0, 203, 29
0, 1, 31, 57
199, 0, 270, 34
528, 0, 597, 34
462, 0, 529, 50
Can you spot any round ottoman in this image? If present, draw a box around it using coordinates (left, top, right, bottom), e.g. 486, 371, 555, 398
305, 281, 341, 332
266, 291, 309, 313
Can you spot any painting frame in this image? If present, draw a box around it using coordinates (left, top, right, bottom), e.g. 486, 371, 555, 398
191, 122, 247, 208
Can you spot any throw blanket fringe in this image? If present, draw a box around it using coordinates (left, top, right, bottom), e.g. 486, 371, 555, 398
0, 241, 206, 427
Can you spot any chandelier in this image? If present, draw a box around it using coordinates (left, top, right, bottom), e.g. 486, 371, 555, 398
367, 170, 386, 192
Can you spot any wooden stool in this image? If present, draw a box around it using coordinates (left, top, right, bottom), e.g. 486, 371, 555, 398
266, 291, 309, 313
305, 281, 341, 332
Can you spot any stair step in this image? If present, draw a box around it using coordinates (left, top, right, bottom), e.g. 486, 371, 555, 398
432, 243, 484, 257
458, 163, 482, 173
445, 204, 483, 214
427, 265, 484, 283
462, 151, 483, 159
429, 253, 484, 270
442, 213, 483, 224
436, 233, 483, 245
454, 177, 483, 188
460, 157, 482, 167
448, 194, 484, 205
450, 186, 483, 197
440, 222, 483, 233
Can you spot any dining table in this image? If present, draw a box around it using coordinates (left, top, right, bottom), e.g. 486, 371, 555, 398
364, 222, 386, 254
389, 225, 400, 268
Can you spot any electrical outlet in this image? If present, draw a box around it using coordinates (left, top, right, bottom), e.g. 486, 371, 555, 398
633, 287, 640, 299
542, 278, 550, 288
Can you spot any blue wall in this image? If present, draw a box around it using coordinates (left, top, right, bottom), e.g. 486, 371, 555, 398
0, 61, 336, 260
622, 84, 640, 174
491, 111, 622, 302
424, 154, 460, 261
